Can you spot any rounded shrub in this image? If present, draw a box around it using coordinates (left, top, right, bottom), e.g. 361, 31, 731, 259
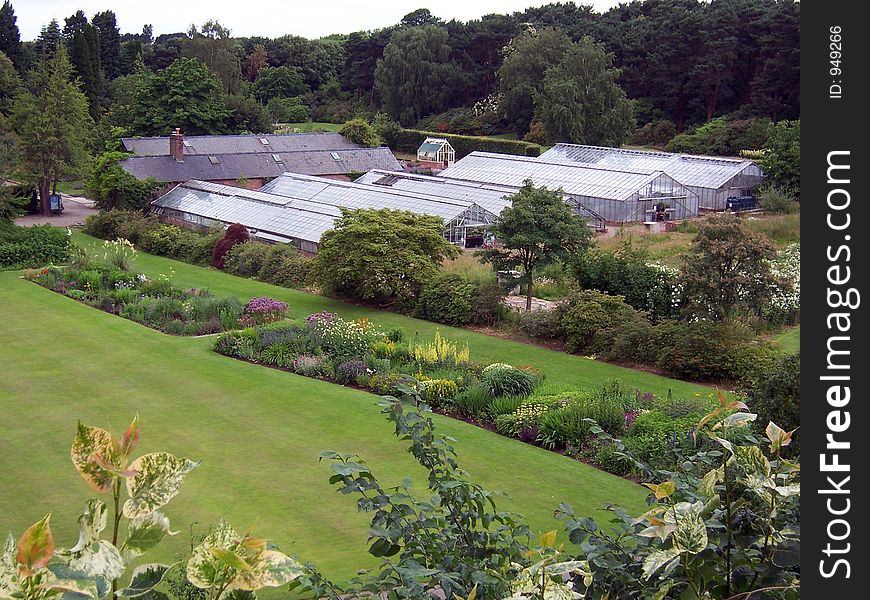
416, 273, 476, 326
336, 359, 368, 385
481, 363, 536, 398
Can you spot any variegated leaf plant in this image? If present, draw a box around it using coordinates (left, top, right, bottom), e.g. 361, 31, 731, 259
186, 522, 305, 600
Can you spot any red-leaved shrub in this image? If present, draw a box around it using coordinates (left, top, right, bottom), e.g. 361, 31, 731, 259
212, 223, 250, 269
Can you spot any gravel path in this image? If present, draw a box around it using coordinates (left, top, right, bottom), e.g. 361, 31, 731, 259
14, 194, 99, 228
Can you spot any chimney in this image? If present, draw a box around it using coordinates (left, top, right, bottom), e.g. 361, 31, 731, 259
169, 128, 184, 162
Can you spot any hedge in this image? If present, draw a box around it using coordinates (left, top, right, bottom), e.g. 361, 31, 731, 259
391, 129, 542, 159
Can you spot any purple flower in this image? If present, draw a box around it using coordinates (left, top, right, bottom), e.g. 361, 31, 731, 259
245, 297, 289, 314
306, 311, 336, 323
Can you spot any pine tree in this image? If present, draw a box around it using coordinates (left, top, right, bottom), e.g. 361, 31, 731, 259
34, 19, 61, 61
0, 1, 22, 72
11, 44, 93, 215
63, 11, 102, 120
93, 10, 121, 80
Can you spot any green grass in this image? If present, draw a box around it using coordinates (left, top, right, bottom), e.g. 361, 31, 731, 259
772, 325, 800, 354
274, 122, 343, 133
0, 267, 653, 585
72, 232, 716, 399
54, 180, 86, 197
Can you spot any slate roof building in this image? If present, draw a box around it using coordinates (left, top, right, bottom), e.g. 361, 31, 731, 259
538, 144, 763, 211
437, 151, 699, 226
119, 130, 401, 189
152, 171, 514, 253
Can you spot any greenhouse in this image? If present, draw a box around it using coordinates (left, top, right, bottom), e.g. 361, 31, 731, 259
438, 151, 699, 225
152, 172, 508, 252
539, 144, 764, 210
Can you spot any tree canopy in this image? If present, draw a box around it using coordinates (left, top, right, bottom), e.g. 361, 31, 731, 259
310, 208, 460, 303
0, 1, 22, 73
497, 27, 572, 137
680, 214, 778, 320
252, 65, 308, 104
534, 36, 633, 145
128, 57, 228, 135
478, 181, 592, 311
11, 44, 92, 215
374, 25, 463, 126
758, 120, 800, 196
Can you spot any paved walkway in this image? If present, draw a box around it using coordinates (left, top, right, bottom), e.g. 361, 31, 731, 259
14, 194, 99, 228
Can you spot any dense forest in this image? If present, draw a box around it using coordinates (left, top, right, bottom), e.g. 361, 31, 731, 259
0, 0, 799, 151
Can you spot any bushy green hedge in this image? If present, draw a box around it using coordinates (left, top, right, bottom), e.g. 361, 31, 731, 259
391, 129, 541, 159
416, 273, 476, 325
0, 223, 71, 270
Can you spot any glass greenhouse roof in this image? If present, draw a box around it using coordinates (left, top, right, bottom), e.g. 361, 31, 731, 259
437, 152, 677, 201
539, 144, 763, 190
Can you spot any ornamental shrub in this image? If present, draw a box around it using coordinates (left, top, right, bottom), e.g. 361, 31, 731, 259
291, 354, 326, 377
469, 281, 507, 325
256, 243, 311, 289
0, 223, 71, 269
336, 359, 369, 385
224, 242, 273, 278
416, 273, 476, 326
558, 290, 646, 354
421, 379, 459, 408
212, 223, 250, 269
481, 364, 536, 398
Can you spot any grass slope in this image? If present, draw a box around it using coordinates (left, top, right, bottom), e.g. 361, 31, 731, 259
1, 270, 651, 583
772, 325, 800, 354
74, 232, 716, 399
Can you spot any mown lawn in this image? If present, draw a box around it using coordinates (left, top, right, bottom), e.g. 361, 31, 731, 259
772, 325, 800, 354
0, 269, 654, 583
73, 232, 716, 399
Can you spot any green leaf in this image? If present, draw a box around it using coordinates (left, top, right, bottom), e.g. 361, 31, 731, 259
71, 423, 118, 494
123, 453, 200, 518
122, 513, 175, 559
210, 549, 251, 573
368, 538, 400, 558
733, 446, 771, 478
186, 523, 240, 589
16, 514, 54, 575
651, 581, 673, 600
117, 563, 171, 598
70, 500, 109, 553
228, 550, 305, 591
641, 547, 682, 579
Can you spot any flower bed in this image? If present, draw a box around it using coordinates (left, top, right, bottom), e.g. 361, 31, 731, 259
25, 261, 288, 336
213, 312, 717, 478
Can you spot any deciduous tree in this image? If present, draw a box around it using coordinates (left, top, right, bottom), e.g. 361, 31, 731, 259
128, 57, 228, 135
757, 119, 800, 195
478, 181, 592, 311
310, 208, 460, 303
534, 36, 633, 145
374, 25, 463, 126
252, 65, 308, 104
497, 27, 572, 137
680, 214, 778, 319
